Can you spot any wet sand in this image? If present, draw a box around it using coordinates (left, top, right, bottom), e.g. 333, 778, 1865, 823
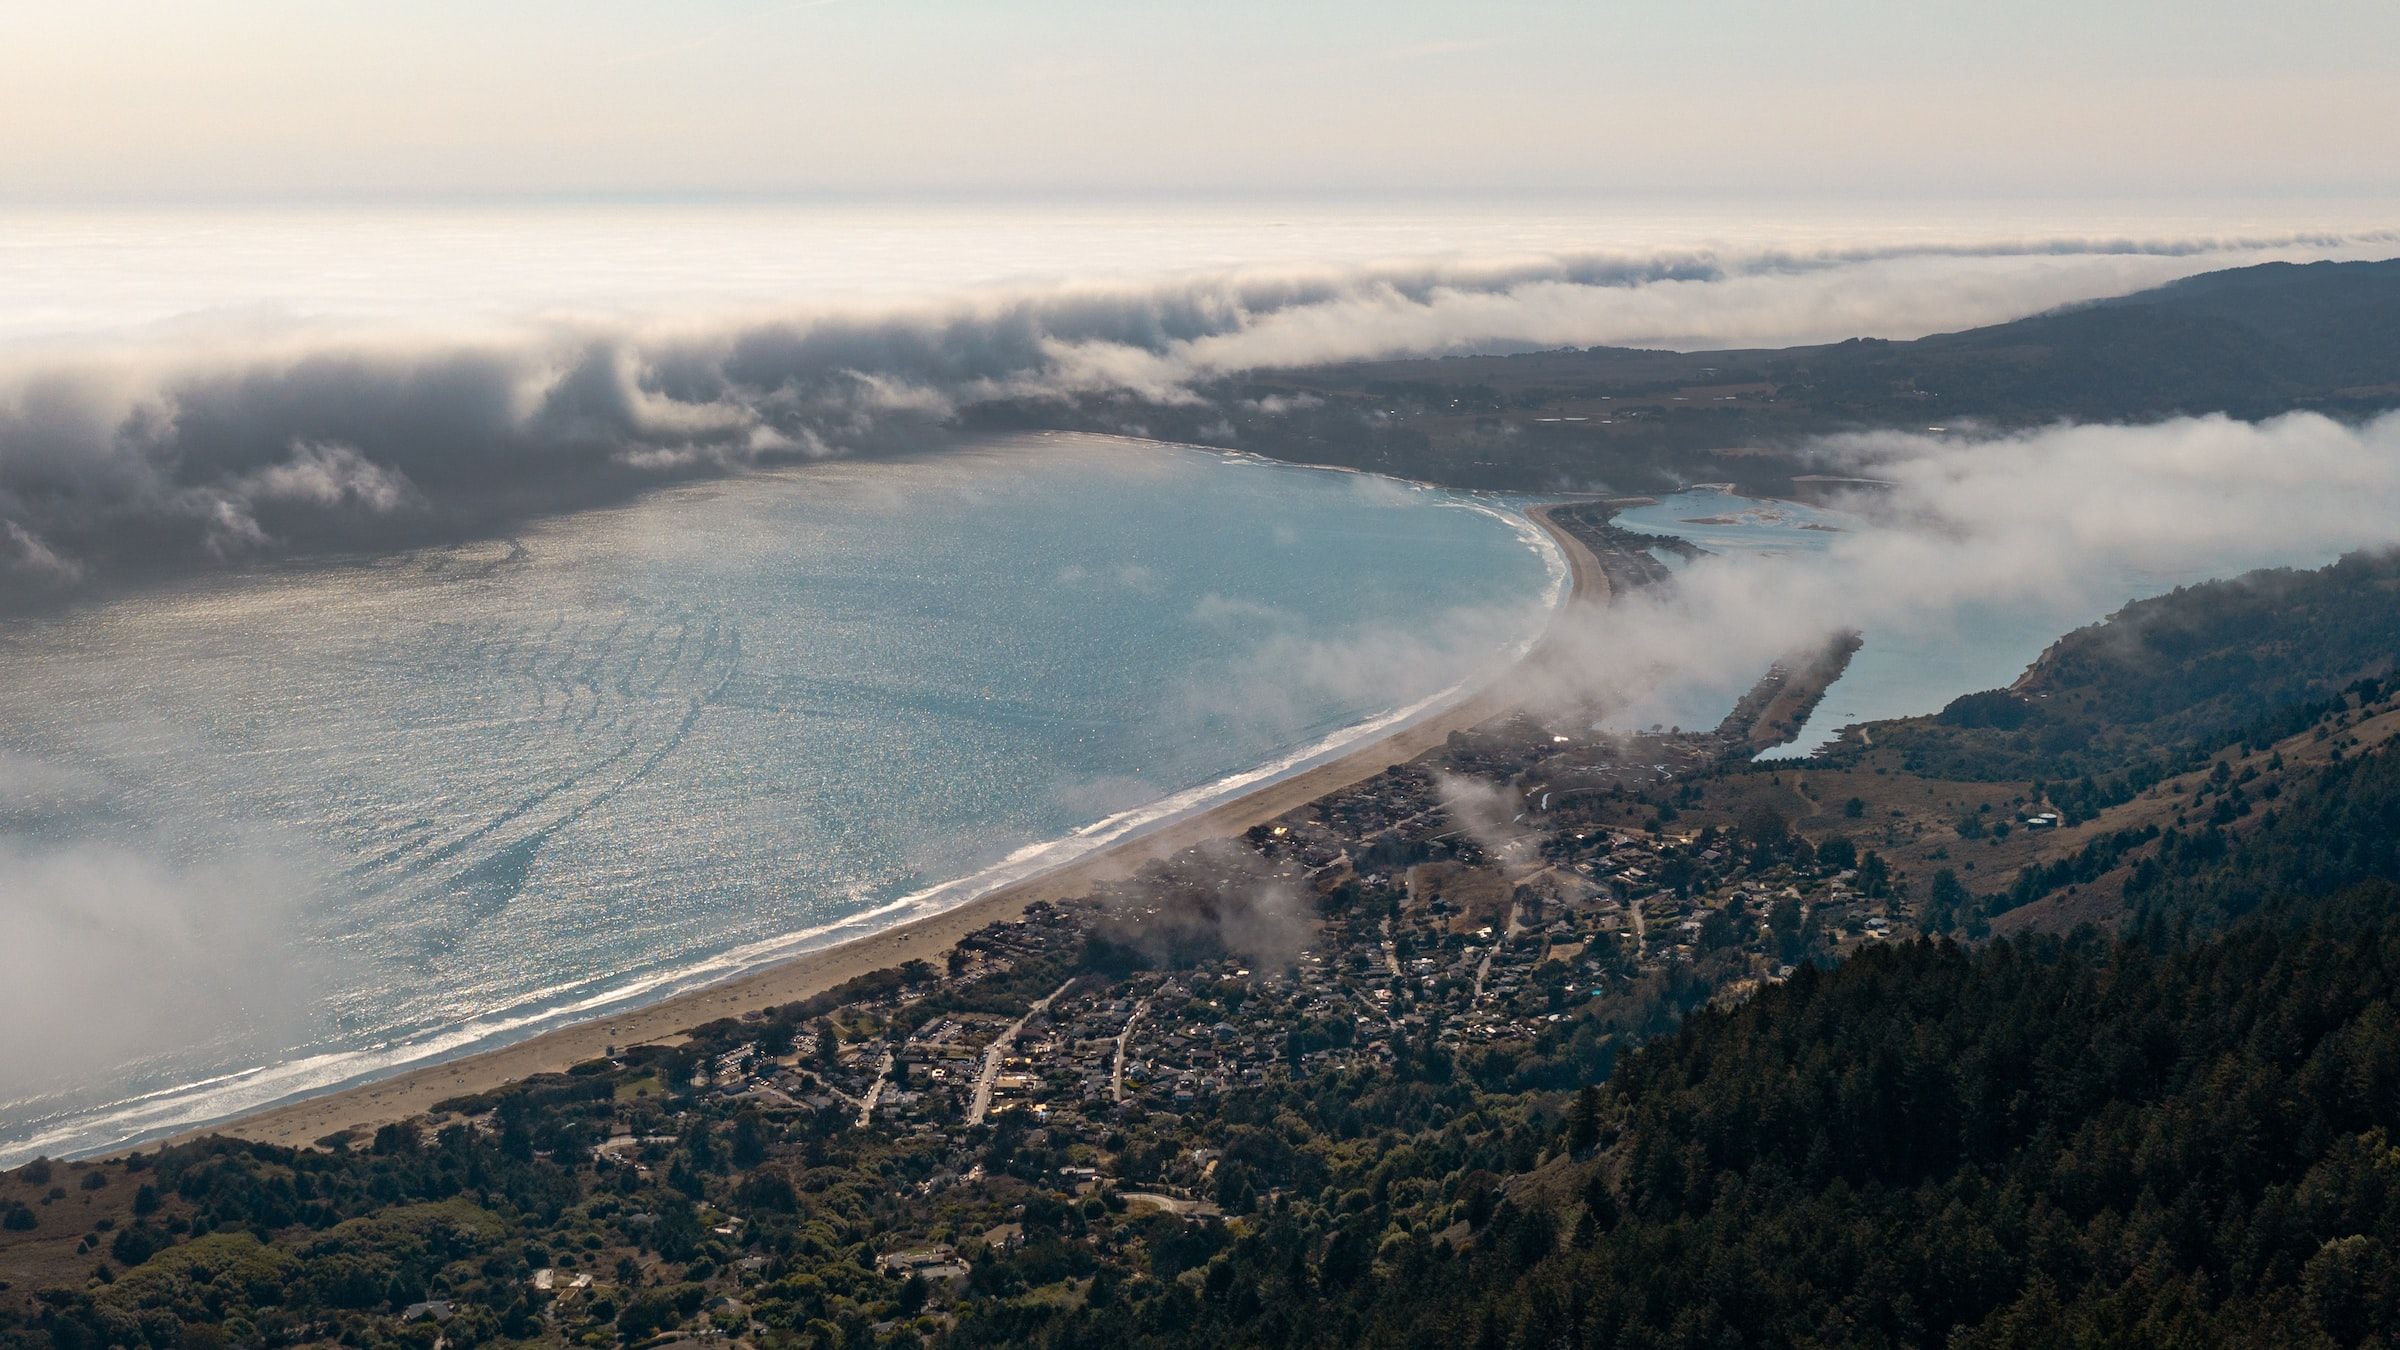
161, 502, 1607, 1153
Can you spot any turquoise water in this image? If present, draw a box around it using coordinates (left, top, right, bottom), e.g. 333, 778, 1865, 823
0, 436, 1559, 1163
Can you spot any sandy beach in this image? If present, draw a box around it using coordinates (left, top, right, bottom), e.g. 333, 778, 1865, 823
159, 502, 1607, 1155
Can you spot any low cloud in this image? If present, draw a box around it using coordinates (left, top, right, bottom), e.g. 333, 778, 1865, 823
0, 520, 79, 584
1435, 771, 1543, 870
0, 748, 107, 813
1512, 410, 2400, 730
1241, 392, 1323, 416
1094, 838, 1315, 974
1172, 598, 1550, 748
239, 441, 419, 513
1189, 593, 1292, 630
0, 831, 327, 1117
4, 230, 2393, 599
1143, 409, 2400, 759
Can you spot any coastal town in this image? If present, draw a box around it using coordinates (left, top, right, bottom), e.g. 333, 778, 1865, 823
700, 776, 1899, 1166
323, 726, 1902, 1340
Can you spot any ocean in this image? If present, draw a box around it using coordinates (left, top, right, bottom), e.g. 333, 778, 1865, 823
0, 435, 1559, 1163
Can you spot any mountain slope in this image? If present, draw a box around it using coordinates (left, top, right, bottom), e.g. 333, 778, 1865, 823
1009, 257, 2400, 492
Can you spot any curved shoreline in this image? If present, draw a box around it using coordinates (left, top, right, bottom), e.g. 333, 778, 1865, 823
100, 493, 1605, 1159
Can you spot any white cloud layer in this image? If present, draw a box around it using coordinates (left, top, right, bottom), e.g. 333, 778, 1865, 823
0, 829, 327, 1108
4, 231, 2393, 595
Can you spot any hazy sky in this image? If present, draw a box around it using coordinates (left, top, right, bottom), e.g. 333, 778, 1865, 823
6, 0, 2398, 202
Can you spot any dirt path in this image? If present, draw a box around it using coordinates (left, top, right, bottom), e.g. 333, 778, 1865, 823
1472, 898, 1524, 1004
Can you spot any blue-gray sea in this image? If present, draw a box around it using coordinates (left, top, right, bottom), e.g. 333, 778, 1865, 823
0, 436, 1560, 1163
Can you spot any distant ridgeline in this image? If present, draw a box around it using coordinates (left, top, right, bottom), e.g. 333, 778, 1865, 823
966, 258, 2400, 494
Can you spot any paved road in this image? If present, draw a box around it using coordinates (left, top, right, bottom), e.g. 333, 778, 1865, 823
855, 1051, 893, 1128
1471, 899, 1523, 1005
1110, 998, 1152, 1104
967, 978, 1076, 1125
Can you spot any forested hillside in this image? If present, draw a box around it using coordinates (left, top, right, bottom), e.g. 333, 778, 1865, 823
1098, 883, 2400, 1349
1848, 548, 2400, 795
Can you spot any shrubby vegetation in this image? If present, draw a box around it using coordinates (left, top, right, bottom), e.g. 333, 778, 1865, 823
1851, 550, 2400, 802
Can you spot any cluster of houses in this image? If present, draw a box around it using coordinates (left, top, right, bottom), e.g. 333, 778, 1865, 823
679, 750, 1896, 1199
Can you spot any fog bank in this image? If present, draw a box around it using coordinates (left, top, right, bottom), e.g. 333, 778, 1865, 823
1513, 412, 2400, 731
5, 230, 2392, 598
